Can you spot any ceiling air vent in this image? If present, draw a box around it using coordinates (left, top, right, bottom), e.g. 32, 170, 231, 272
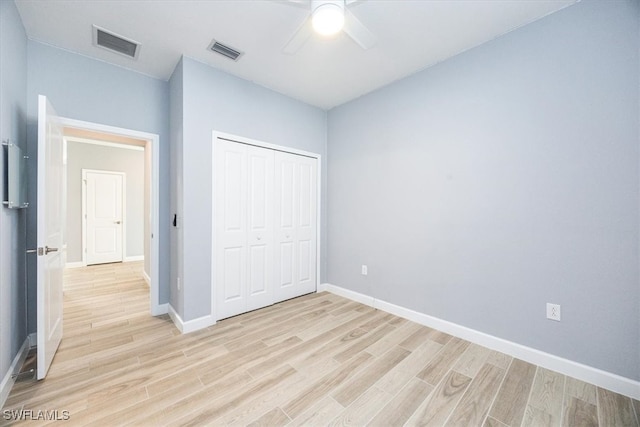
208, 40, 243, 61
92, 25, 141, 59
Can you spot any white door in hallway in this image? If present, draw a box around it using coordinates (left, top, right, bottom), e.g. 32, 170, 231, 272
36, 95, 64, 380
274, 151, 317, 302
84, 170, 124, 265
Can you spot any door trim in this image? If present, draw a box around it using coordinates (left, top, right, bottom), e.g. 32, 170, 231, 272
81, 169, 126, 266
211, 130, 322, 323
59, 117, 163, 316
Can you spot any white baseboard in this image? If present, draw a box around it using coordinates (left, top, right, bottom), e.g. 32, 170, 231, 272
167, 305, 182, 332
65, 261, 85, 269
70, 257, 143, 267
0, 337, 30, 409
323, 283, 640, 401
325, 284, 375, 306
142, 270, 151, 287
317, 283, 329, 292
168, 304, 215, 334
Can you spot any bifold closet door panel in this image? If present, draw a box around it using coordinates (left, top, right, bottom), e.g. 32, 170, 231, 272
245, 147, 275, 312
214, 140, 275, 320
274, 151, 318, 302
214, 140, 247, 320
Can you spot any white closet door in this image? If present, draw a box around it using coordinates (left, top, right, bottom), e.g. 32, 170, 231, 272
274, 152, 317, 301
214, 140, 248, 320
245, 147, 275, 312
214, 140, 274, 320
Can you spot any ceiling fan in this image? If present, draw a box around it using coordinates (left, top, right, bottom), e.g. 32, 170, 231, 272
282, 0, 377, 54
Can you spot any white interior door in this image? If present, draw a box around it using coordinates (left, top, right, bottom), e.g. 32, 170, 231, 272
37, 95, 65, 380
274, 152, 318, 302
84, 170, 124, 265
214, 140, 275, 319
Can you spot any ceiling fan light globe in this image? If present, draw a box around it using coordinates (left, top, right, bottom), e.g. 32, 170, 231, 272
312, 4, 345, 36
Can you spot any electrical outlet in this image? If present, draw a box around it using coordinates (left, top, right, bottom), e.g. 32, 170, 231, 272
177, 277, 181, 291
546, 303, 561, 321
361, 265, 368, 276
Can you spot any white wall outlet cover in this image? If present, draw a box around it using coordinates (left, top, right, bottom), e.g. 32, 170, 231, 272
546, 303, 561, 321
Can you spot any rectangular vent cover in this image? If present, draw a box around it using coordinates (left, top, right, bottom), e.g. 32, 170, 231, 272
93, 25, 141, 59
209, 40, 243, 61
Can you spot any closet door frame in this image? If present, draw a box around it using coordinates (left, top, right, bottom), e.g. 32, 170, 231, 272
211, 131, 322, 322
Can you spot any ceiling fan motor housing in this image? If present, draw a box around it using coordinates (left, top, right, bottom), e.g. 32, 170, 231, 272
311, 0, 345, 13
311, 0, 345, 35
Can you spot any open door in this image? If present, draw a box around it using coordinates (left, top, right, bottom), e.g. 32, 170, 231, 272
36, 95, 65, 379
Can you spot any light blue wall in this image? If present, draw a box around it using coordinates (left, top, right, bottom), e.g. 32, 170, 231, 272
0, 0, 28, 395
327, 0, 639, 380
177, 57, 327, 321
25, 41, 171, 331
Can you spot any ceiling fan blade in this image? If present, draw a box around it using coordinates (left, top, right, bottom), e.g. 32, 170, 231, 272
343, 8, 376, 50
283, 17, 313, 54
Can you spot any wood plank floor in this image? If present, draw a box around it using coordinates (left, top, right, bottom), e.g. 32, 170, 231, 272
3, 262, 639, 426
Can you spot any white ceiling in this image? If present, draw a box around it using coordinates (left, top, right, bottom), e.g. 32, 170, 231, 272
15, 0, 578, 110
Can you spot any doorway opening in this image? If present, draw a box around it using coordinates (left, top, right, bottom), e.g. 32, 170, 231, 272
60, 119, 162, 315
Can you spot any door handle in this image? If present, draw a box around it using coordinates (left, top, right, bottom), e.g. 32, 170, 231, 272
114, 221, 121, 224
27, 247, 57, 256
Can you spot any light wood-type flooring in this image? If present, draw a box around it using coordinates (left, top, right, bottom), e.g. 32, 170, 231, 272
3, 262, 639, 426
